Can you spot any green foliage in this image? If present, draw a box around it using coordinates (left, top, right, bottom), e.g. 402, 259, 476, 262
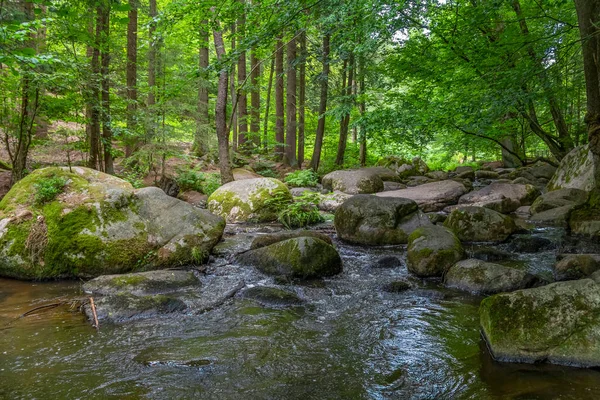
34, 175, 67, 205
277, 192, 324, 229
176, 169, 221, 196
284, 169, 319, 187
257, 169, 278, 178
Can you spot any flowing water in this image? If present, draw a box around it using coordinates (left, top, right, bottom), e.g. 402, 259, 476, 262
1, 224, 600, 399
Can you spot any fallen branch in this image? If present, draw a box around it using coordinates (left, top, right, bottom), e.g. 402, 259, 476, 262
89, 297, 99, 331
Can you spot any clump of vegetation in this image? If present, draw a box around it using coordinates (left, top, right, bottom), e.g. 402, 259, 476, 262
257, 169, 278, 178
176, 169, 221, 196
34, 175, 68, 205
277, 192, 324, 229
284, 169, 319, 187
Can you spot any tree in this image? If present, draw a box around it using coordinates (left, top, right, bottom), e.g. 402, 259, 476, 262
125, 0, 138, 157
297, 31, 306, 168
283, 34, 297, 167
250, 49, 261, 147
193, 22, 210, 157
310, 31, 330, 171
237, 10, 249, 148
99, 0, 113, 174
147, 0, 158, 140
335, 52, 354, 166
275, 37, 285, 159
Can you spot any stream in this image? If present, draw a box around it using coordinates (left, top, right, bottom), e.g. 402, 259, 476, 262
2, 223, 600, 399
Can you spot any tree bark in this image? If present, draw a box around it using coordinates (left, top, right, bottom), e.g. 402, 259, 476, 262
358, 56, 367, 166
194, 22, 210, 157
147, 0, 157, 140
309, 32, 330, 171
125, 0, 138, 157
263, 57, 275, 150
213, 24, 234, 184
99, 1, 113, 174
297, 31, 306, 168
283, 35, 297, 167
335, 53, 354, 166
574, 0, 600, 184
275, 37, 285, 159
89, 3, 102, 170
230, 24, 238, 151
250, 48, 260, 146
237, 12, 248, 148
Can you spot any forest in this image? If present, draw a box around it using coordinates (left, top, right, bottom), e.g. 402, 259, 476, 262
3, 0, 600, 398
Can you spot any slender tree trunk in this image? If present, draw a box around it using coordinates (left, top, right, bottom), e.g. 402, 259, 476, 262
213, 24, 234, 184
263, 57, 275, 150
310, 32, 330, 171
283, 35, 297, 167
297, 31, 306, 168
358, 56, 367, 166
125, 0, 138, 157
574, 0, 600, 185
89, 3, 102, 170
99, 1, 113, 174
230, 24, 238, 151
250, 49, 260, 146
194, 22, 210, 157
237, 12, 248, 148
147, 0, 157, 141
336, 53, 354, 166
275, 37, 285, 159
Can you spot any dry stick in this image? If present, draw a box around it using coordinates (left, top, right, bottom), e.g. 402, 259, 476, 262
89, 297, 99, 331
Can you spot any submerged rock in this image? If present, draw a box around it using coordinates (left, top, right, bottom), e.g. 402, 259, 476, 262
241, 286, 303, 307
237, 237, 342, 279
407, 225, 464, 277
458, 182, 540, 214
480, 279, 600, 367
334, 194, 431, 245
383, 280, 412, 293
370, 256, 403, 269
207, 177, 292, 223
376, 180, 468, 212
506, 236, 554, 253
547, 145, 595, 192
321, 169, 384, 194
250, 230, 332, 249
444, 259, 539, 295
444, 206, 517, 242
83, 270, 200, 296
0, 167, 225, 280
554, 254, 600, 281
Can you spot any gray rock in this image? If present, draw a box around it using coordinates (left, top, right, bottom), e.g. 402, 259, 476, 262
407, 225, 464, 277
290, 187, 318, 197
554, 254, 600, 281
334, 194, 431, 245
322, 169, 384, 194
530, 205, 574, 226
458, 182, 540, 213
480, 279, 600, 367
456, 170, 475, 180
232, 168, 262, 180
383, 181, 407, 191
444, 206, 518, 242
83, 270, 200, 296
241, 286, 303, 307
507, 236, 554, 253
317, 191, 352, 212
514, 206, 532, 218
445, 259, 539, 295
250, 230, 332, 249
426, 170, 449, 180
547, 145, 595, 192
475, 170, 500, 179
383, 280, 412, 293
376, 180, 468, 212
361, 166, 401, 182
370, 256, 403, 269
530, 188, 588, 214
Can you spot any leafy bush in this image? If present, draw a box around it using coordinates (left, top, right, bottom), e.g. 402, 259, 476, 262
34, 175, 67, 204
284, 169, 319, 187
176, 169, 221, 196
257, 168, 278, 178
277, 192, 324, 229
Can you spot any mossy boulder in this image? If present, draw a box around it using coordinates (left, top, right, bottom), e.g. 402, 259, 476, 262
241, 286, 304, 307
458, 182, 540, 214
237, 237, 342, 279
377, 156, 429, 178
480, 279, 600, 367
321, 169, 384, 194
445, 259, 540, 295
83, 270, 200, 296
376, 180, 468, 212
406, 225, 464, 277
207, 177, 292, 223
250, 230, 332, 249
547, 145, 595, 192
554, 254, 600, 281
530, 188, 588, 214
444, 206, 517, 243
334, 194, 431, 245
0, 167, 225, 280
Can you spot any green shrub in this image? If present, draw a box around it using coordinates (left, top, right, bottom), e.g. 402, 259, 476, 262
284, 169, 319, 187
176, 169, 221, 196
277, 192, 324, 229
34, 175, 67, 204
257, 169, 278, 178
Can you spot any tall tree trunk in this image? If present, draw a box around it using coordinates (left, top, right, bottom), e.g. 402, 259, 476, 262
283, 35, 297, 167
335, 53, 354, 166
194, 22, 210, 157
99, 1, 113, 174
358, 56, 367, 166
213, 24, 234, 184
250, 49, 260, 146
297, 31, 306, 168
230, 24, 238, 151
310, 32, 330, 171
89, 3, 102, 170
275, 37, 285, 159
511, 0, 573, 153
574, 0, 600, 184
125, 0, 138, 157
263, 57, 275, 150
147, 0, 157, 141
237, 12, 248, 148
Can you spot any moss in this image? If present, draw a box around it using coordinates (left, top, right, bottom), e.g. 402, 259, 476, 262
111, 274, 147, 287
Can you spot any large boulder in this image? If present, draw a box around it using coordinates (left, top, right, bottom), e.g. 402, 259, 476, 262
237, 237, 342, 279
406, 225, 464, 277
377, 156, 429, 178
0, 167, 225, 280
207, 177, 292, 223
444, 259, 539, 295
530, 188, 588, 214
547, 145, 595, 192
457, 182, 540, 214
480, 279, 600, 367
232, 168, 262, 180
334, 194, 431, 245
250, 230, 332, 249
317, 191, 352, 212
554, 254, 600, 281
321, 169, 384, 194
376, 180, 468, 212
568, 189, 600, 237
444, 206, 518, 242
361, 166, 401, 182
